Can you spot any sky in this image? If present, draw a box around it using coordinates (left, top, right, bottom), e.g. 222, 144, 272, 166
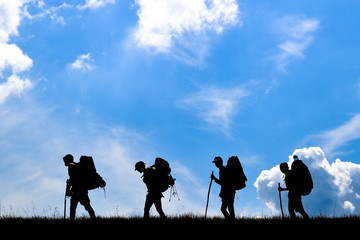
1, 0, 360, 218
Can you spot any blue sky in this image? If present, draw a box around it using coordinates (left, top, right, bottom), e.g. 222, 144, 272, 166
1, 0, 360, 217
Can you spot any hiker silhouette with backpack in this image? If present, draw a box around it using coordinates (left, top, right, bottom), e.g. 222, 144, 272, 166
63, 154, 106, 220
211, 156, 247, 220
278, 155, 312, 220
135, 158, 175, 219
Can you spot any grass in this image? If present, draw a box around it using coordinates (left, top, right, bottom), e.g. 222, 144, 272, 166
1, 206, 360, 237
1, 215, 359, 238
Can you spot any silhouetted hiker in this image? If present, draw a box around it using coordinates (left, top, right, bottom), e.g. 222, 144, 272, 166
135, 160, 168, 219
63, 154, 106, 220
278, 156, 311, 220
211, 156, 236, 220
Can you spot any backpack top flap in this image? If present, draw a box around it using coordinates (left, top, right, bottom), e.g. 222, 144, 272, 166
79, 155, 106, 190
79, 155, 97, 174
152, 157, 174, 192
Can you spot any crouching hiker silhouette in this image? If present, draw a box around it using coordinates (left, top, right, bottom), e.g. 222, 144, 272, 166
63, 154, 106, 220
211, 156, 247, 220
135, 160, 172, 220
278, 155, 312, 220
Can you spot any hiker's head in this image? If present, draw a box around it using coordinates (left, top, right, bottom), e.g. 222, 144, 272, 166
280, 162, 289, 174
63, 154, 74, 166
135, 161, 146, 173
212, 156, 223, 168
293, 155, 299, 161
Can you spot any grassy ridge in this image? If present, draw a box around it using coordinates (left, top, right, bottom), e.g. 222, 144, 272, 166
0, 215, 358, 239
2, 215, 360, 235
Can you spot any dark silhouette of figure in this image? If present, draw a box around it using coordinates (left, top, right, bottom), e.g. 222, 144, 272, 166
278, 159, 310, 220
135, 161, 166, 219
211, 156, 235, 220
63, 154, 96, 220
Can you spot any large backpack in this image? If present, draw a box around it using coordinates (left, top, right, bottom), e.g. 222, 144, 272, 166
151, 157, 175, 193
79, 155, 106, 191
291, 159, 313, 196
226, 156, 247, 191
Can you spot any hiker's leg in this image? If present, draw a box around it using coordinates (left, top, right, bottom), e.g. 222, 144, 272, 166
298, 209, 309, 220
144, 193, 153, 219
70, 196, 79, 220
297, 197, 310, 220
80, 192, 96, 219
228, 193, 235, 220
220, 200, 230, 219
288, 194, 296, 220
83, 204, 96, 219
154, 196, 166, 219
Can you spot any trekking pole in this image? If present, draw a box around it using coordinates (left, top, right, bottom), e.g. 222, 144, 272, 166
205, 171, 214, 219
64, 195, 67, 219
64, 180, 70, 219
278, 182, 285, 219
64, 183, 67, 219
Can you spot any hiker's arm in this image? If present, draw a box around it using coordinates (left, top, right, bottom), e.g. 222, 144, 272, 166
211, 172, 221, 185
278, 186, 288, 192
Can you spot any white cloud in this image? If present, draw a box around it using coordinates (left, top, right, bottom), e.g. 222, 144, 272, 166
0, 0, 33, 76
0, 75, 33, 104
22, 2, 72, 25
78, 0, 115, 10
310, 114, 360, 156
69, 53, 94, 72
254, 147, 360, 216
0, 0, 22, 36
343, 201, 355, 213
177, 84, 251, 134
133, 0, 240, 64
273, 15, 319, 72
0, 41, 33, 76
0, 0, 34, 104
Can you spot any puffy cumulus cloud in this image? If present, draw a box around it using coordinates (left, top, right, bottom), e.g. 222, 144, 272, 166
133, 0, 240, 64
0, 0, 22, 36
254, 147, 360, 216
0, 42, 33, 76
0, 0, 34, 104
0, 75, 33, 104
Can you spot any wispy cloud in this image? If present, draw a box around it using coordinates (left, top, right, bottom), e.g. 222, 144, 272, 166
308, 114, 360, 156
78, 0, 115, 10
22, 2, 72, 25
272, 15, 319, 72
177, 84, 251, 135
69, 53, 94, 72
132, 0, 240, 65
0, 95, 209, 216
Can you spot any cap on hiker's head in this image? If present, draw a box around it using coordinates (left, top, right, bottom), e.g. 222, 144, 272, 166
293, 155, 299, 161
212, 156, 223, 163
63, 154, 74, 163
280, 162, 289, 173
135, 161, 145, 171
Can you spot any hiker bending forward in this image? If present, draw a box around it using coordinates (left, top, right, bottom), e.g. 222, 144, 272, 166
63, 154, 96, 220
135, 161, 166, 219
211, 156, 235, 220
278, 161, 310, 220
